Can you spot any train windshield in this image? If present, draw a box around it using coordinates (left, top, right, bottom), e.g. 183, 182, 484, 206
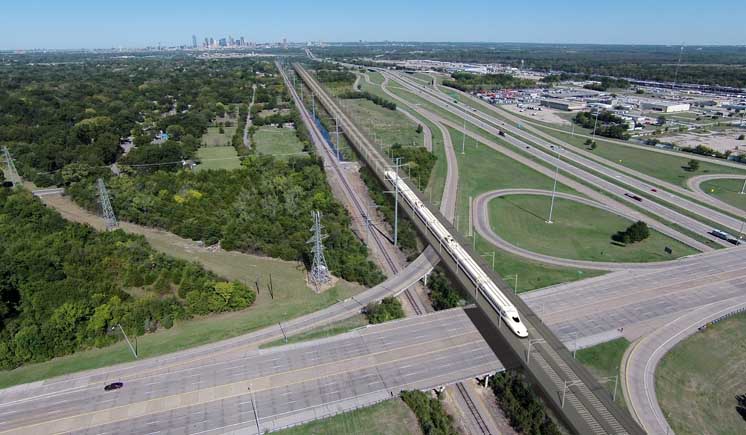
512, 316, 520, 323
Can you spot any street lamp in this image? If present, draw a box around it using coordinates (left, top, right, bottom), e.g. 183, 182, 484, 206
739, 178, 746, 195
111, 324, 138, 359
547, 147, 563, 224
505, 274, 519, 294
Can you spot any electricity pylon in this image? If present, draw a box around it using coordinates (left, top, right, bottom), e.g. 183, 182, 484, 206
308, 210, 330, 288
96, 178, 118, 230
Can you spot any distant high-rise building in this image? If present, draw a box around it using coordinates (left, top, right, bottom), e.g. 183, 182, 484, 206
282, 37, 287, 49
204, 37, 209, 48
209, 37, 215, 48
192, 34, 197, 48
228, 36, 234, 46
240, 36, 245, 47
219, 38, 227, 47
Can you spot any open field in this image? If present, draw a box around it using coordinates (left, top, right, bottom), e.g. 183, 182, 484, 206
201, 125, 237, 146
656, 313, 746, 435
488, 195, 697, 262
0, 194, 363, 388
260, 314, 368, 348
275, 398, 422, 435
254, 126, 307, 158
701, 178, 746, 211
343, 99, 423, 149
577, 338, 629, 408
195, 146, 241, 171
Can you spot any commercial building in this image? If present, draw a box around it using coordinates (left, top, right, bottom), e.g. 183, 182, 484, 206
540, 98, 587, 111
640, 101, 691, 113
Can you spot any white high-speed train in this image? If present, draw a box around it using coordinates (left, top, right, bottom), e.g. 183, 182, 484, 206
384, 170, 529, 338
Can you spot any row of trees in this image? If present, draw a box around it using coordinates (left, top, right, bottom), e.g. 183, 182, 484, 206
0, 189, 254, 369
338, 90, 397, 110
443, 71, 536, 92
427, 269, 462, 311
66, 156, 385, 287
490, 371, 562, 435
574, 111, 631, 140
400, 390, 459, 435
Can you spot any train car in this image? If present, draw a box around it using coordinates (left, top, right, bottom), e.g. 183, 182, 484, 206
384, 170, 528, 338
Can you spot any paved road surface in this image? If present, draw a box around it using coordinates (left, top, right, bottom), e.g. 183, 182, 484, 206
387, 71, 737, 248
623, 295, 746, 435
686, 173, 746, 217
382, 71, 711, 252
521, 246, 746, 347
474, 189, 689, 271
0, 309, 501, 435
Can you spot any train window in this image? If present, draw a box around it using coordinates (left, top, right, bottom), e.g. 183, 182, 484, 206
512, 317, 520, 323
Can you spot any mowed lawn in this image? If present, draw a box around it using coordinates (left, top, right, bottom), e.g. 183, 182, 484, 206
342, 99, 423, 148
701, 178, 746, 211
488, 195, 697, 262
260, 314, 368, 349
254, 126, 307, 159
656, 313, 746, 435
275, 398, 422, 435
195, 146, 241, 172
201, 125, 237, 146
576, 338, 630, 409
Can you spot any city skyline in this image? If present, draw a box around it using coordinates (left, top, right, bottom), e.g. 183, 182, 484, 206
1, 0, 745, 50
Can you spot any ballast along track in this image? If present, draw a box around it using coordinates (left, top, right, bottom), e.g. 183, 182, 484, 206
296, 62, 644, 435
276, 61, 423, 313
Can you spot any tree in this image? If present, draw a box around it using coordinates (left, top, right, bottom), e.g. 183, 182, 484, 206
614, 220, 650, 244
166, 125, 185, 141
657, 115, 667, 126
416, 124, 423, 134
687, 159, 700, 172
590, 142, 598, 150
0, 168, 4, 182
738, 134, 745, 141
365, 297, 404, 324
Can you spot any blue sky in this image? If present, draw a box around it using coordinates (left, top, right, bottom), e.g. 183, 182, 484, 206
1, 0, 744, 49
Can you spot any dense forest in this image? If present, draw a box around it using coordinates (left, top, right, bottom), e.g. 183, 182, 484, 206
443, 71, 535, 92
490, 371, 562, 435
0, 54, 276, 185
317, 43, 746, 88
0, 189, 253, 369
66, 156, 385, 287
400, 390, 459, 435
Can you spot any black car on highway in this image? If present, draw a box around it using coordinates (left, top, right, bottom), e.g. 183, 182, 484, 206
104, 382, 124, 391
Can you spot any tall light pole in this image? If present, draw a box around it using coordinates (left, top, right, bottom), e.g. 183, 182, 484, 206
111, 324, 138, 359
547, 148, 562, 224
461, 117, 466, 155
739, 178, 746, 195
482, 252, 495, 270
592, 111, 600, 138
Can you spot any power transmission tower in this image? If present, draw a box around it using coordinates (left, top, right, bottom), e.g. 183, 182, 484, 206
96, 178, 118, 230
1, 146, 21, 186
308, 210, 330, 289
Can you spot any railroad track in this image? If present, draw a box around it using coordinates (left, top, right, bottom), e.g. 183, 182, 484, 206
455, 382, 491, 435
279, 61, 425, 315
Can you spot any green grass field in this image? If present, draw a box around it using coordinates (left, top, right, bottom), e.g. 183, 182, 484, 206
275, 398, 422, 435
343, 99, 423, 150
195, 146, 241, 172
701, 178, 746, 211
488, 195, 697, 262
0, 220, 364, 388
201, 125, 237, 147
576, 338, 629, 408
254, 126, 307, 159
260, 314, 368, 348
656, 313, 746, 435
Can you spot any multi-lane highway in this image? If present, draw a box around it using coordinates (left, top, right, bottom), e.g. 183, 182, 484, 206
0, 309, 500, 435
384, 70, 742, 247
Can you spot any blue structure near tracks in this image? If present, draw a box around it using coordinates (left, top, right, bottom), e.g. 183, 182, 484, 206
313, 115, 345, 161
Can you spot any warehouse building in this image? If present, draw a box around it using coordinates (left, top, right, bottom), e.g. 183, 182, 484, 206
640, 101, 691, 113
540, 98, 587, 111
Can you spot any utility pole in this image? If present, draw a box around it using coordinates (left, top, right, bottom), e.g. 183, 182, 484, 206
335, 116, 341, 161
1, 146, 20, 187
461, 117, 466, 155
739, 178, 746, 195
468, 196, 473, 237
97, 178, 118, 230
312, 93, 316, 119
307, 211, 331, 290
592, 111, 600, 138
